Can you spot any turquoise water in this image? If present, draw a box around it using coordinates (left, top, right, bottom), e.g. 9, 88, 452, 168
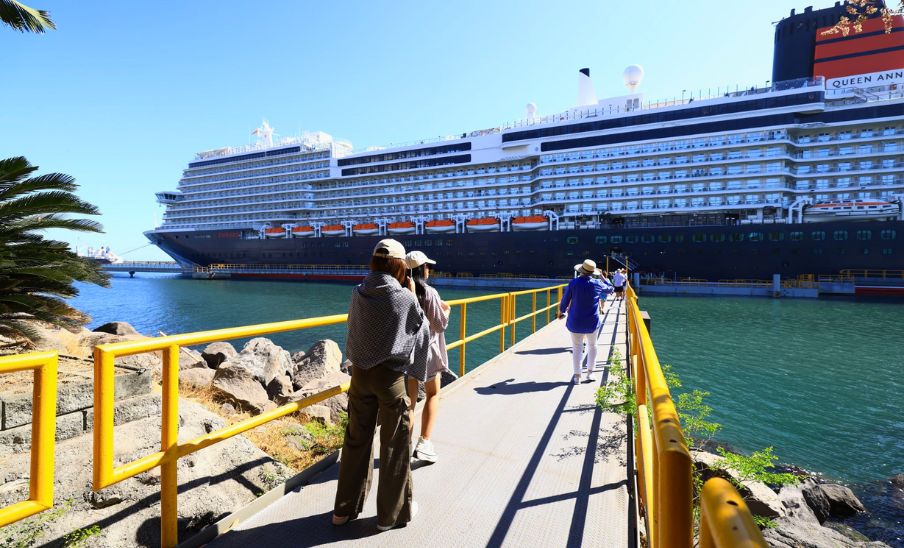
69, 274, 903, 485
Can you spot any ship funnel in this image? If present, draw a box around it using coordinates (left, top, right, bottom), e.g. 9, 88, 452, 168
576, 68, 598, 107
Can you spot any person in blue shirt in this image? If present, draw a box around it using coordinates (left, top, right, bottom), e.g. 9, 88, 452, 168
557, 259, 614, 384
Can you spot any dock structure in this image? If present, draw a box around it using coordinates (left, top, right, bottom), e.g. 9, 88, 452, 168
208, 300, 632, 548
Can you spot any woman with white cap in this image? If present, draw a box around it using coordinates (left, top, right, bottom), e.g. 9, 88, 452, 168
333, 238, 430, 531
404, 249, 451, 463
557, 259, 613, 384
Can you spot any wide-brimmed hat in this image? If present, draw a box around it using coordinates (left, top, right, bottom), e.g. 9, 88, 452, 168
574, 259, 597, 275
372, 239, 406, 259
405, 250, 437, 269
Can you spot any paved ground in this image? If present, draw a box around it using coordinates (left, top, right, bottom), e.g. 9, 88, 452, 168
209, 298, 632, 548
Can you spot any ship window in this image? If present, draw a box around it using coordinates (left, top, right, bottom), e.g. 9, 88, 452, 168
674, 234, 685, 243
856, 230, 872, 241
880, 230, 896, 240
768, 232, 784, 242
626, 235, 638, 244
790, 231, 803, 242
692, 233, 706, 243
611, 235, 623, 244
658, 234, 672, 243
595, 236, 608, 244
709, 233, 725, 243
811, 231, 826, 241
642, 235, 655, 244
730, 232, 744, 242
566, 237, 578, 244
882, 248, 894, 255
862, 248, 870, 255
833, 230, 848, 241
748, 232, 763, 242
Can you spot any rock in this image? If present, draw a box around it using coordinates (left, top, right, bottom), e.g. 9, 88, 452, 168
211, 361, 272, 414
819, 483, 865, 518
93, 321, 141, 336
27, 323, 93, 356
340, 359, 352, 373
778, 480, 820, 525
291, 339, 342, 389
266, 374, 293, 402
891, 473, 904, 489
285, 429, 314, 452
292, 371, 351, 424
179, 347, 207, 370
219, 402, 236, 416
691, 450, 784, 518
240, 338, 292, 386
179, 367, 216, 390
802, 480, 832, 523
202, 341, 238, 369
300, 404, 333, 425
291, 350, 306, 363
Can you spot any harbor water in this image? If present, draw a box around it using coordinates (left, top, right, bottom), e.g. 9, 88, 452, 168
69, 274, 903, 541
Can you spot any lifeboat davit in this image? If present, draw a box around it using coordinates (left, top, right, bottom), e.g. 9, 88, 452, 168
291, 225, 315, 238
511, 215, 548, 231
353, 222, 380, 235
466, 217, 500, 232
388, 221, 416, 235
425, 219, 456, 233
264, 227, 286, 238
321, 224, 346, 237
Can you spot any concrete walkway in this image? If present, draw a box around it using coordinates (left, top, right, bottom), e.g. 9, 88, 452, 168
209, 298, 632, 548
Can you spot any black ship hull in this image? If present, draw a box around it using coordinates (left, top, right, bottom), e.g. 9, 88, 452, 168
148, 219, 904, 280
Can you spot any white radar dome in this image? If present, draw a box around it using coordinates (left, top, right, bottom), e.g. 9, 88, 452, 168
623, 65, 645, 92
526, 102, 537, 118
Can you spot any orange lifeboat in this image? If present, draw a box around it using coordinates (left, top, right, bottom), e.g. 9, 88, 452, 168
291, 225, 315, 238
353, 222, 380, 235
425, 219, 456, 234
465, 217, 500, 232
387, 221, 416, 235
264, 227, 286, 238
511, 215, 547, 231
321, 224, 345, 237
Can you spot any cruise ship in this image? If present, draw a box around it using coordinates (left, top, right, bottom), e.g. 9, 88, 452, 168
147, 4, 904, 280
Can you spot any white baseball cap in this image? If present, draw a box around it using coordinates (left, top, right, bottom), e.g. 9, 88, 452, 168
372, 239, 406, 260
405, 250, 437, 269
574, 259, 597, 275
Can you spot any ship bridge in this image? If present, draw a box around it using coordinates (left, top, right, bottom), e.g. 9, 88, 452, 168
0, 285, 766, 547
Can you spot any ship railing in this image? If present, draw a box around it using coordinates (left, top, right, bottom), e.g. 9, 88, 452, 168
87, 283, 567, 547
839, 268, 904, 280
625, 283, 766, 547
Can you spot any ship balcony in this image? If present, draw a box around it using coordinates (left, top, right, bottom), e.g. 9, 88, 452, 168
182, 159, 329, 182
793, 126, 903, 147
795, 142, 900, 160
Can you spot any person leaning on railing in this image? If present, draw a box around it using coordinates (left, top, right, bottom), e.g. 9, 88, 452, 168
332, 239, 430, 531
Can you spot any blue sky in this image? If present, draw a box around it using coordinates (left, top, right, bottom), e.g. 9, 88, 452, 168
2, 0, 806, 260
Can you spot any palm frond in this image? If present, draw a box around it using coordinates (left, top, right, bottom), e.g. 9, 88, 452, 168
0, 0, 55, 33
0, 191, 101, 221
0, 156, 39, 190
0, 172, 77, 200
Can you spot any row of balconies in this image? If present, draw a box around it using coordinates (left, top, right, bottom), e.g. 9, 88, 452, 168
183, 151, 330, 179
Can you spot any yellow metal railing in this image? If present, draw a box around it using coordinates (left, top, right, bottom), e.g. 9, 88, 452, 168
0, 352, 57, 528
625, 285, 766, 547
840, 268, 904, 279
92, 283, 565, 547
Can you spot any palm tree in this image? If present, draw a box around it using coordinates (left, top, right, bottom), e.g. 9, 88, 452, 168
0, 157, 109, 345
0, 0, 53, 33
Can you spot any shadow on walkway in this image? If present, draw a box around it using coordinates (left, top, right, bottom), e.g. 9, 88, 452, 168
473, 378, 569, 396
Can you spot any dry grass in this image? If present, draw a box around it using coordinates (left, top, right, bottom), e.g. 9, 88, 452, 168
176, 382, 347, 473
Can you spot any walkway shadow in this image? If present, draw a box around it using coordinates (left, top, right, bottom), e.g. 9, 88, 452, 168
473, 378, 569, 396
204, 510, 382, 547
514, 346, 571, 356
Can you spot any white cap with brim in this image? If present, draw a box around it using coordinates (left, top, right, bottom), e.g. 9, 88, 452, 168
405, 250, 437, 269
372, 239, 406, 260
574, 259, 597, 275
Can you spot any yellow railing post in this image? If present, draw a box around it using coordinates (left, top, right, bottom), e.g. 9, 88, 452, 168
93, 348, 115, 490
0, 352, 58, 528
459, 302, 467, 377
499, 294, 506, 352
161, 344, 180, 548
510, 293, 516, 347
531, 292, 537, 333
546, 288, 551, 325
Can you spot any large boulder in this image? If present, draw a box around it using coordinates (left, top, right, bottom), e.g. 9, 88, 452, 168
801, 480, 832, 523
202, 342, 238, 369
291, 339, 342, 389
179, 347, 207, 370
93, 321, 141, 336
891, 473, 904, 489
691, 450, 785, 518
763, 482, 876, 548
240, 338, 292, 386
289, 371, 351, 424
819, 483, 865, 518
266, 374, 293, 402
179, 367, 216, 390
212, 361, 272, 414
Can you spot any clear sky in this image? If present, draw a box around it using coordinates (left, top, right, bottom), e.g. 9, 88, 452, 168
2, 0, 815, 260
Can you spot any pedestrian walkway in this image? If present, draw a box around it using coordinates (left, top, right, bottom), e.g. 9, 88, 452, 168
209, 298, 631, 548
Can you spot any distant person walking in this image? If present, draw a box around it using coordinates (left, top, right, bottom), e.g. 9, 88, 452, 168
612, 268, 627, 300
558, 259, 614, 384
405, 250, 451, 463
333, 239, 430, 531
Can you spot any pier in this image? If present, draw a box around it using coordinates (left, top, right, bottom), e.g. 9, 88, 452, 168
0, 284, 766, 547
